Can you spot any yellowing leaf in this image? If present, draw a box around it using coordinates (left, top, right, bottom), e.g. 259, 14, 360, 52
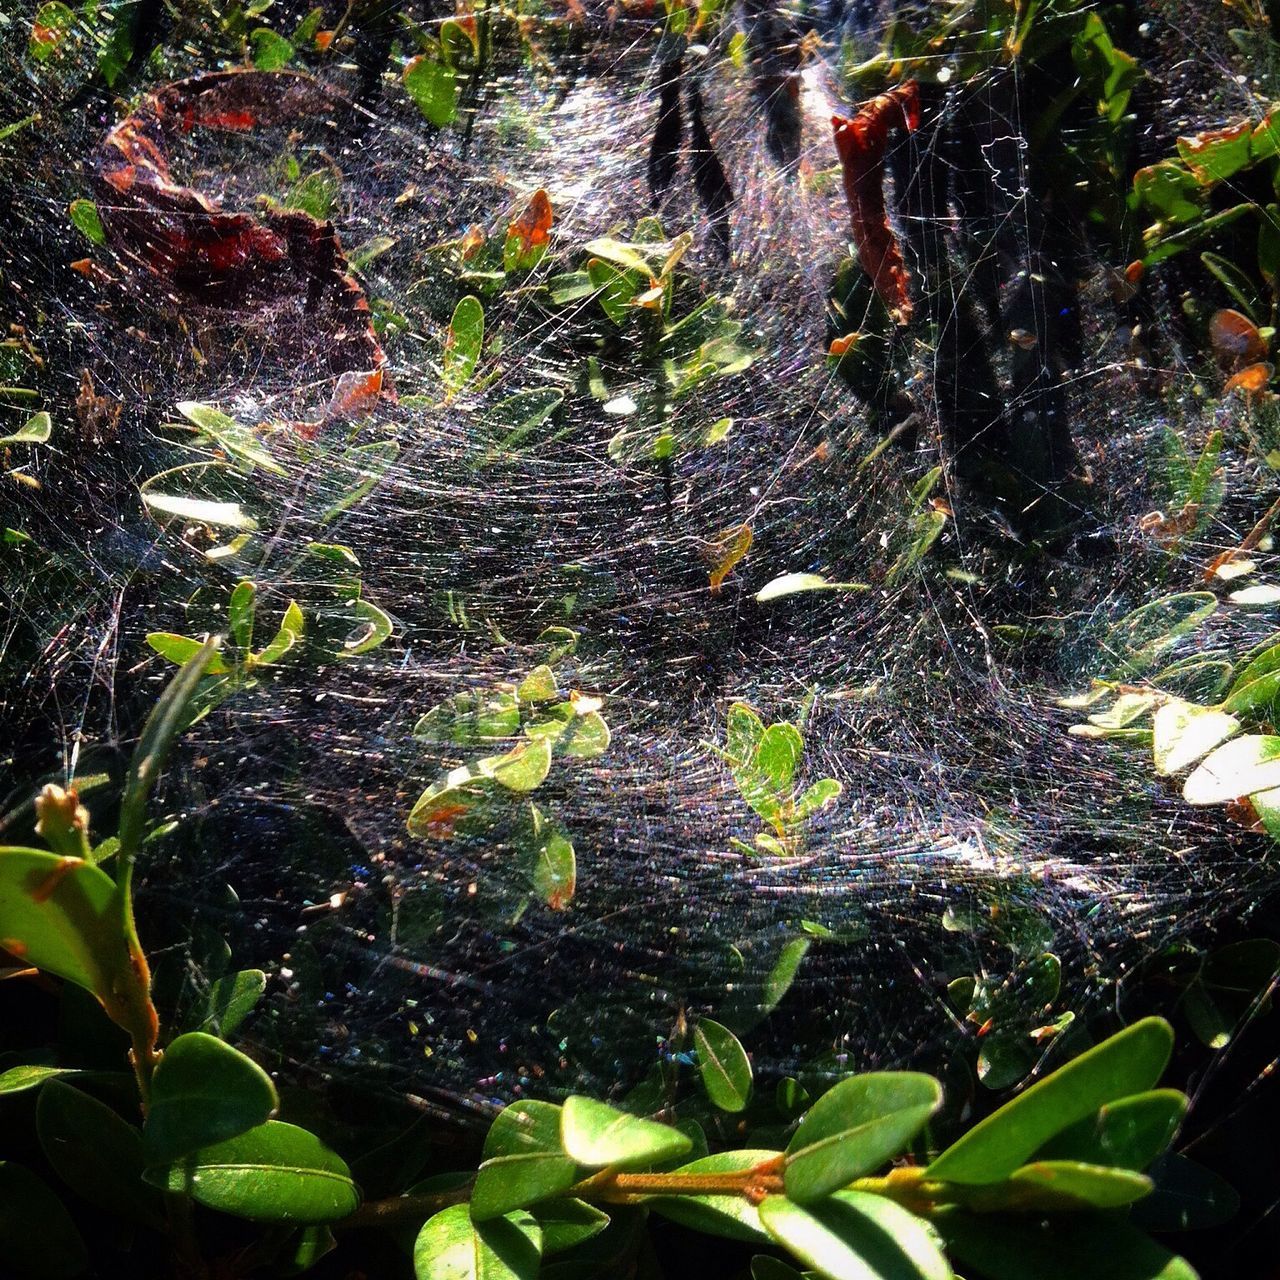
1152, 701, 1239, 776
708, 524, 753, 594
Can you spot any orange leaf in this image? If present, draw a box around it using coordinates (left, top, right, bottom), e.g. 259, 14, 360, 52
508, 189, 553, 255
707, 523, 753, 593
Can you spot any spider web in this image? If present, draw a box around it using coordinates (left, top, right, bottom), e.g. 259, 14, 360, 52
1, 0, 1277, 1153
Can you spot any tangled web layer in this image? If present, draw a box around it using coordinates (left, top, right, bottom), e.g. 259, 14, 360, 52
2, 0, 1278, 1122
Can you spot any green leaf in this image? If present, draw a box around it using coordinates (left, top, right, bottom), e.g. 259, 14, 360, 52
939, 1213, 1196, 1280
0, 1162, 89, 1278
489, 388, 564, 451
38, 1081, 165, 1228
1183, 939, 1280, 1048
583, 237, 659, 275
557, 710, 611, 759
0, 846, 124, 999
68, 199, 106, 245
444, 295, 484, 394
794, 778, 842, 822
406, 763, 489, 837
517, 665, 559, 703
1152, 701, 1239, 776
322, 440, 399, 522
532, 1198, 610, 1254
176, 401, 286, 475
415, 1204, 541, 1280
282, 167, 339, 221
228, 580, 256, 653
416, 690, 521, 745
1002, 1160, 1153, 1209
255, 606, 303, 666
250, 26, 294, 69
0, 411, 52, 444
146, 633, 230, 672
926, 1018, 1174, 1185
784, 1073, 941, 1203
144, 1120, 359, 1223
403, 54, 459, 127
144, 1032, 278, 1163
1221, 668, 1280, 717
471, 1100, 579, 1221
1182, 734, 1280, 804
142, 492, 258, 529
756, 573, 868, 602
531, 827, 575, 911
480, 738, 553, 792
0, 1063, 79, 1094
118, 638, 221, 860
762, 936, 810, 1016
694, 1018, 753, 1112
724, 702, 766, 767
198, 967, 268, 1036
1036, 1089, 1187, 1171
649, 1150, 781, 1243
759, 1191, 953, 1280
340, 596, 394, 656
755, 723, 804, 793
279, 1225, 336, 1275
560, 1096, 692, 1169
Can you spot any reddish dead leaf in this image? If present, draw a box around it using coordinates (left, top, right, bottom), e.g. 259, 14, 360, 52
1140, 503, 1200, 544
460, 225, 486, 261
707, 523, 753, 593
424, 802, 471, 840
325, 366, 384, 420
508, 189, 553, 256
314, 29, 335, 51
832, 81, 921, 324
828, 332, 860, 357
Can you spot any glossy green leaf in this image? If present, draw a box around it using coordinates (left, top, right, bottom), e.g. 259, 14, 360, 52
1036, 1089, 1187, 1171
414, 1204, 542, 1280
1002, 1160, 1153, 1209
560, 1095, 692, 1169
751, 1257, 808, 1280
584, 237, 658, 275
279, 1225, 336, 1274
198, 967, 268, 1036
759, 1190, 953, 1280
939, 1213, 1196, 1280
38, 1081, 165, 1228
1183, 735, 1280, 804
926, 1018, 1174, 1185
340, 596, 394, 656
694, 1018, 753, 1112
471, 1101, 579, 1221
0, 1162, 88, 1278
144, 1120, 359, 1223
0, 845, 126, 1001
0, 1063, 78, 1094
144, 1032, 278, 1163
532, 1199, 609, 1254
648, 1150, 781, 1243
784, 1073, 941, 1203
444, 296, 485, 394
